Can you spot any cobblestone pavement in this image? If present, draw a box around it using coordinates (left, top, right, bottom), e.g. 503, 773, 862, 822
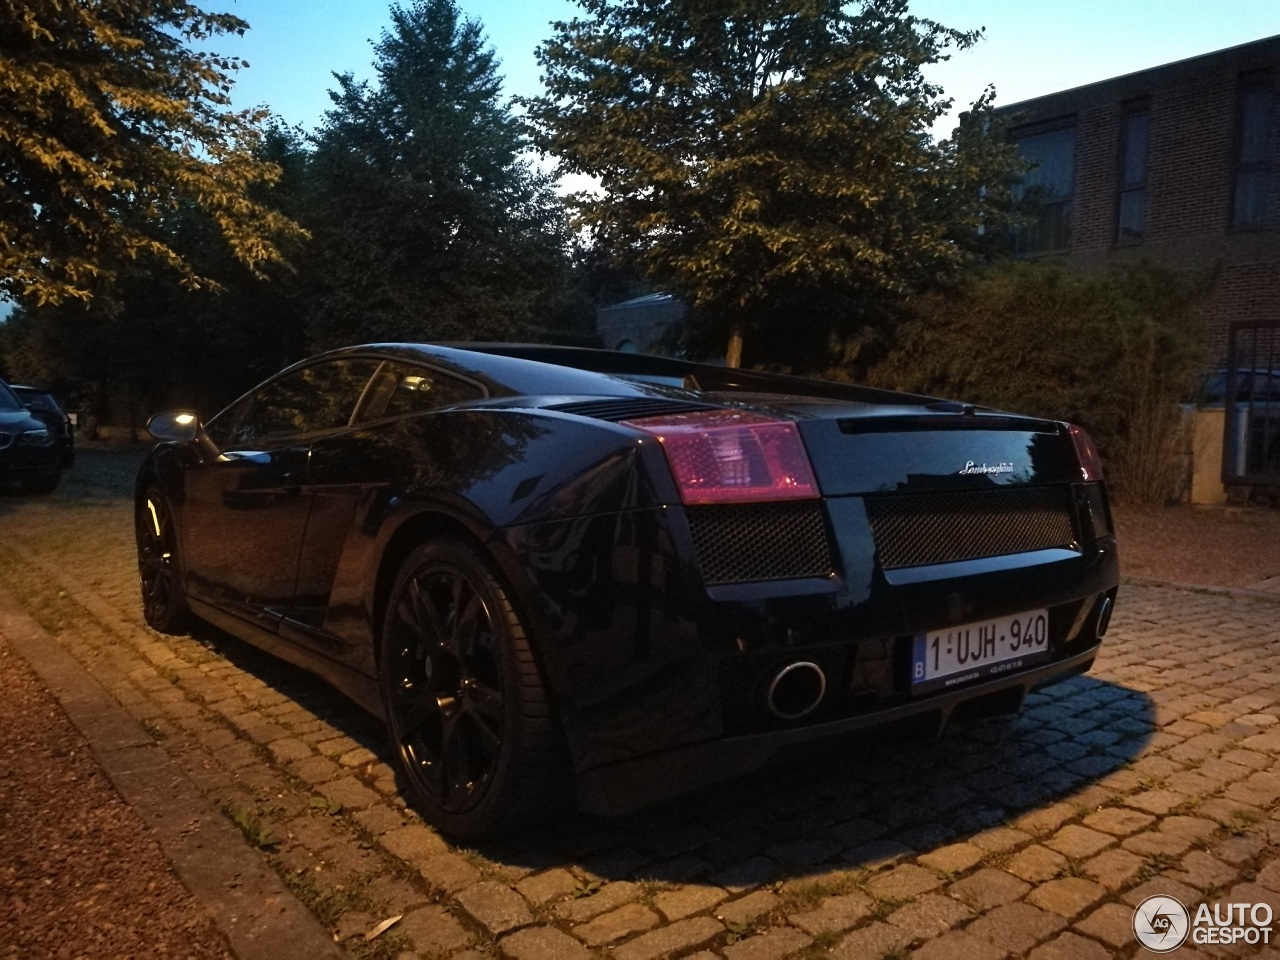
3, 454, 1280, 959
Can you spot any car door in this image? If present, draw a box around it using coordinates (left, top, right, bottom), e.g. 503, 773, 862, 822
181, 357, 382, 631
280, 360, 486, 666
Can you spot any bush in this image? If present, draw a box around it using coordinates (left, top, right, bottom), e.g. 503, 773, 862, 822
868, 259, 1209, 503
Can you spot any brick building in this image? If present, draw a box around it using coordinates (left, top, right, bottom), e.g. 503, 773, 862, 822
996, 34, 1280, 361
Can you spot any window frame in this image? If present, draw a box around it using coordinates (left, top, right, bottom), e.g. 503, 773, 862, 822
1115, 99, 1150, 245
1010, 116, 1078, 255
1231, 70, 1276, 230
352, 359, 488, 427
216, 356, 385, 450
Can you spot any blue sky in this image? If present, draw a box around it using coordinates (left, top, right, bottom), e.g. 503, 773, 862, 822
214, 0, 1280, 136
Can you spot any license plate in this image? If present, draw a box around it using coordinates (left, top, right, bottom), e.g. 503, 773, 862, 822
912, 608, 1049, 691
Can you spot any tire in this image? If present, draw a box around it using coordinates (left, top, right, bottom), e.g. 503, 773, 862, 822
21, 470, 60, 494
135, 486, 190, 634
380, 538, 567, 840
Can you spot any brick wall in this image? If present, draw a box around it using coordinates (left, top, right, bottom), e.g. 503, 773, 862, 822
998, 35, 1280, 362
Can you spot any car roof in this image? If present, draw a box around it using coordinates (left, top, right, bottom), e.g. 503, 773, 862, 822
318, 342, 936, 408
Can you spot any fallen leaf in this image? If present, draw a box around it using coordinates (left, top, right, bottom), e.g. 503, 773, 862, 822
364, 914, 402, 941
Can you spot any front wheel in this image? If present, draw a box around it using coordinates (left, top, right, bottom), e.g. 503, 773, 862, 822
380, 538, 566, 840
136, 486, 190, 634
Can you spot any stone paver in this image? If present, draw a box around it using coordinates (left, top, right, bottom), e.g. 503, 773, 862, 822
611, 916, 723, 960
966, 902, 1066, 954
9, 479, 1280, 960
500, 926, 591, 960
572, 902, 659, 946
948, 868, 1031, 910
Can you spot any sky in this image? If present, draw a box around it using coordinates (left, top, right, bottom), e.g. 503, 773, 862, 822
212, 0, 1280, 138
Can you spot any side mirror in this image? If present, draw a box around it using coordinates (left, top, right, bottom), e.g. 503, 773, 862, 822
147, 410, 202, 442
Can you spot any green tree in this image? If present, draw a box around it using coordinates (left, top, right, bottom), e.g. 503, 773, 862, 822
871, 259, 1210, 503
0, 0, 305, 305
303, 0, 571, 346
526, 0, 1022, 368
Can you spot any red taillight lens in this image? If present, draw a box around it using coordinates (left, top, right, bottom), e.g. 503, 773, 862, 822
1068, 424, 1104, 481
623, 410, 819, 504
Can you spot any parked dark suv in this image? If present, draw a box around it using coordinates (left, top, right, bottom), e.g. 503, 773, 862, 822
0, 378, 62, 492
10, 384, 74, 468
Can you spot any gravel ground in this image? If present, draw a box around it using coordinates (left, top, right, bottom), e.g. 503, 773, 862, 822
0, 629, 233, 960
1113, 502, 1280, 588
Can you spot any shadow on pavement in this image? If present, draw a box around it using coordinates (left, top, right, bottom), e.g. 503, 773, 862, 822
182, 610, 1154, 887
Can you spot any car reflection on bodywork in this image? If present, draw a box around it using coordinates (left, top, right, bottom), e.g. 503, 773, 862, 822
135, 343, 1120, 839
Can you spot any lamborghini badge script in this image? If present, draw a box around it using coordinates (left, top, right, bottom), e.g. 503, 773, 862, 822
958, 461, 1014, 475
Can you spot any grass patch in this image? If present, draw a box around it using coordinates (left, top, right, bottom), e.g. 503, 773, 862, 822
220, 801, 281, 851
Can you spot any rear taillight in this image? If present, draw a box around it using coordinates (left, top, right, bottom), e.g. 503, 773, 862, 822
1068, 424, 1104, 481
623, 410, 819, 504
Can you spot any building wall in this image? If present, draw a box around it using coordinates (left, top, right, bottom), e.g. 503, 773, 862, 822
998, 35, 1280, 360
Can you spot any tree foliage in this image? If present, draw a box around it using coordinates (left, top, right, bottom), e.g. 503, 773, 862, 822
525, 0, 1023, 367
870, 259, 1211, 503
1, 0, 306, 306
304, 0, 572, 346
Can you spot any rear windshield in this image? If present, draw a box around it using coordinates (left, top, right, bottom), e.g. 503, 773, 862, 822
0, 382, 23, 412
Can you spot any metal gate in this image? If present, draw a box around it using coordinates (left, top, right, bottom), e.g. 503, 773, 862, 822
1223, 320, 1280, 490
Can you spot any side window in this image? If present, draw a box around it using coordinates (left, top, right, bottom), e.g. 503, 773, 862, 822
227, 358, 382, 447
356, 362, 482, 423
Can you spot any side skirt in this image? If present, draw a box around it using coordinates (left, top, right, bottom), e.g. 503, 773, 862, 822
187, 597, 384, 720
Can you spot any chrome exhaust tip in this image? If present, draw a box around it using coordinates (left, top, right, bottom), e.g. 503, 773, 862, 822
765, 661, 827, 720
1095, 596, 1113, 638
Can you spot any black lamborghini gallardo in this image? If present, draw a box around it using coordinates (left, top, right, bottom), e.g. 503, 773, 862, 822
137, 344, 1119, 838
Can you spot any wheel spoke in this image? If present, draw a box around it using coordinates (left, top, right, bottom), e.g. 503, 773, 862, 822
454, 585, 483, 656
397, 693, 436, 739
466, 679, 503, 721
463, 709, 502, 753
439, 711, 470, 802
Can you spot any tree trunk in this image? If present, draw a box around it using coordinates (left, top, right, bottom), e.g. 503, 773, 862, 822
725, 327, 743, 368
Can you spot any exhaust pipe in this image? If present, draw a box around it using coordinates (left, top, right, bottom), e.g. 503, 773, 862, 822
765, 661, 827, 720
1095, 596, 1113, 638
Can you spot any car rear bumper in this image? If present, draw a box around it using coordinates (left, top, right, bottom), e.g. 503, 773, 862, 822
575, 642, 1101, 814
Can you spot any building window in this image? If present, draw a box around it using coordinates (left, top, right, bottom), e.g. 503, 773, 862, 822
1117, 102, 1149, 243
1233, 72, 1275, 227
1012, 120, 1076, 253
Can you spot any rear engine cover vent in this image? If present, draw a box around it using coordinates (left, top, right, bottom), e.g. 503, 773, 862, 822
865, 486, 1076, 570
687, 501, 835, 585
551, 397, 714, 422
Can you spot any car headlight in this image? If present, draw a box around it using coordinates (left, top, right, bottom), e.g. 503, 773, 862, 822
17, 428, 55, 447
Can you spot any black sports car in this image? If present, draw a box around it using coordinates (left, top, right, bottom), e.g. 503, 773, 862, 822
137, 344, 1119, 838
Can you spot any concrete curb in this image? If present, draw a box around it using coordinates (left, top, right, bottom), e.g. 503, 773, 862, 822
0, 585, 344, 960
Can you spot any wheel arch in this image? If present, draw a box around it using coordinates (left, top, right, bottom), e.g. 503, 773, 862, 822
369, 507, 552, 680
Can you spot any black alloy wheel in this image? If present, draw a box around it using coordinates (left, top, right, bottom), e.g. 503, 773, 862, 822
381, 539, 564, 839
136, 487, 190, 634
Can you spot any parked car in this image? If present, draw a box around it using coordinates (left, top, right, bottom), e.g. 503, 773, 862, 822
9, 384, 74, 468
0, 378, 63, 493
136, 344, 1120, 838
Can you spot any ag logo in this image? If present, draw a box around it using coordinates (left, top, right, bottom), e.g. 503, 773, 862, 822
1133, 895, 1190, 952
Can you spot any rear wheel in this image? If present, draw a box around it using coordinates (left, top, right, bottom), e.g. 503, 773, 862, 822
136, 487, 190, 634
380, 538, 565, 839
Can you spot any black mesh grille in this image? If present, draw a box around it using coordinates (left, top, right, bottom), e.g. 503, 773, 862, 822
865, 486, 1076, 570
551, 397, 713, 422
687, 501, 835, 585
